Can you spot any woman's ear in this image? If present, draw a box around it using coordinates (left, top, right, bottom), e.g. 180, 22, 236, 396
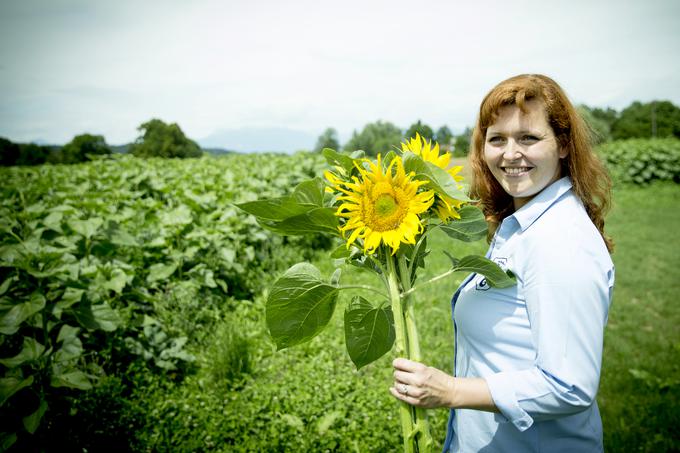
558, 146, 568, 159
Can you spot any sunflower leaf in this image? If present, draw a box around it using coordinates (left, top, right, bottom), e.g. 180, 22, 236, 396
440, 206, 488, 242
330, 244, 352, 259
452, 255, 516, 288
260, 207, 339, 235
235, 197, 317, 221
266, 263, 339, 350
322, 148, 363, 174
344, 296, 395, 369
292, 178, 325, 206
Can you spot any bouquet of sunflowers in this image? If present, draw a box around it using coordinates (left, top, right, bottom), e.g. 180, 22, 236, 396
238, 134, 514, 453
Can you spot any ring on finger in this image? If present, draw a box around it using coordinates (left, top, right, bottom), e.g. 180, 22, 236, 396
399, 384, 409, 395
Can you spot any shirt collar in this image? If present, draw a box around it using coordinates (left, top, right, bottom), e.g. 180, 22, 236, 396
509, 176, 573, 232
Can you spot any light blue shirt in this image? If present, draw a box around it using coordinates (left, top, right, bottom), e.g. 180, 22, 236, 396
443, 177, 615, 452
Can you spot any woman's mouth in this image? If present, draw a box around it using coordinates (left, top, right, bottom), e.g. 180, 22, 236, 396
501, 166, 533, 176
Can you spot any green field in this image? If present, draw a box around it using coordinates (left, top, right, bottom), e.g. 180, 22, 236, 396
1, 153, 678, 452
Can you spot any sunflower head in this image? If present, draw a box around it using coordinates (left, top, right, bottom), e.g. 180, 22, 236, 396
326, 155, 434, 255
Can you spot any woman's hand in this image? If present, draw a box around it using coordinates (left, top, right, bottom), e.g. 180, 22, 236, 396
390, 358, 456, 409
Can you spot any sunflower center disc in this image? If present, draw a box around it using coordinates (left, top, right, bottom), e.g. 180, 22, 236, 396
375, 194, 398, 217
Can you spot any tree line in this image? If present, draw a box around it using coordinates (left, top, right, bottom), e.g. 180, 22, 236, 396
315, 100, 680, 157
3, 100, 679, 166
0, 119, 202, 166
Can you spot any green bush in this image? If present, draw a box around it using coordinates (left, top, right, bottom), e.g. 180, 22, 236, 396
598, 138, 680, 184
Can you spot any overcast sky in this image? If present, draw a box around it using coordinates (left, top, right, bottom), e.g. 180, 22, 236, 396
1, 0, 679, 151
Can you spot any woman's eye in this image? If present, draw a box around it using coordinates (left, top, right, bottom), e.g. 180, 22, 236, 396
519, 135, 539, 144
488, 136, 505, 144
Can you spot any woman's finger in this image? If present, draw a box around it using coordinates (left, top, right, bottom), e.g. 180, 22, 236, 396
393, 370, 419, 386
392, 358, 425, 372
389, 386, 424, 407
393, 382, 425, 398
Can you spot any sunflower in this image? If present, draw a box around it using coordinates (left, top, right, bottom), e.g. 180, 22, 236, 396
326, 155, 434, 255
401, 133, 466, 222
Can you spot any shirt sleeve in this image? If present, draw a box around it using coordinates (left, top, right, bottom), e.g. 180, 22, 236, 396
483, 224, 615, 432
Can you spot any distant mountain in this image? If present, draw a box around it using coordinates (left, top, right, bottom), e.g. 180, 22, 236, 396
199, 127, 316, 153
202, 147, 236, 155
110, 144, 131, 154
109, 143, 234, 155
31, 139, 61, 147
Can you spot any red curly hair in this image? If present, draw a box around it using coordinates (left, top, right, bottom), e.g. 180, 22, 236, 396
469, 74, 614, 252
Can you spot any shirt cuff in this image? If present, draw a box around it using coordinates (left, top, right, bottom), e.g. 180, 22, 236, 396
485, 372, 534, 432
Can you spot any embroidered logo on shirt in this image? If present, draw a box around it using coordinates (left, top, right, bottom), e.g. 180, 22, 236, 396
476, 257, 508, 291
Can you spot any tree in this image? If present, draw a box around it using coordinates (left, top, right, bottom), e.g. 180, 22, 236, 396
404, 120, 434, 142
314, 127, 340, 152
130, 119, 202, 158
453, 127, 472, 157
435, 125, 453, 151
343, 120, 403, 156
589, 106, 618, 130
578, 105, 612, 144
16, 143, 51, 166
61, 133, 111, 163
0, 137, 20, 166
611, 101, 680, 140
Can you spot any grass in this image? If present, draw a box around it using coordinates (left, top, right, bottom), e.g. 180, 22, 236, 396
599, 182, 680, 451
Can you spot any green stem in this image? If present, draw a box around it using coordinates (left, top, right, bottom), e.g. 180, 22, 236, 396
386, 253, 415, 453
406, 223, 438, 279
398, 254, 433, 453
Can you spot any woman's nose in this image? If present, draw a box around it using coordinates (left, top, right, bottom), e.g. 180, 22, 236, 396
502, 140, 522, 160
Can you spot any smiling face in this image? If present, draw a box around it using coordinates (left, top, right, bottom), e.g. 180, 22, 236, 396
484, 99, 567, 210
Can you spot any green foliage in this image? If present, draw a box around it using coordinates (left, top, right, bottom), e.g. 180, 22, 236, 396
444, 255, 516, 288
0, 138, 21, 166
344, 296, 394, 369
204, 316, 253, 386
343, 120, 403, 157
16, 143, 52, 166
590, 106, 618, 129
439, 206, 488, 242
598, 138, 680, 184
452, 127, 472, 157
321, 148, 365, 175
578, 105, 613, 144
435, 126, 453, 150
236, 178, 338, 235
0, 152, 330, 447
405, 120, 434, 142
1, 151, 676, 452
124, 316, 195, 371
313, 127, 340, 153
59, 134, 111, 164
130, 118, 202, 158
611, 101, 680, 140
1, 136, 96, 167
266, 262, 339, 350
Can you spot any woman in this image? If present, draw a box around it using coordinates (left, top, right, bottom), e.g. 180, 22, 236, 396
390, 74, 615, 452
